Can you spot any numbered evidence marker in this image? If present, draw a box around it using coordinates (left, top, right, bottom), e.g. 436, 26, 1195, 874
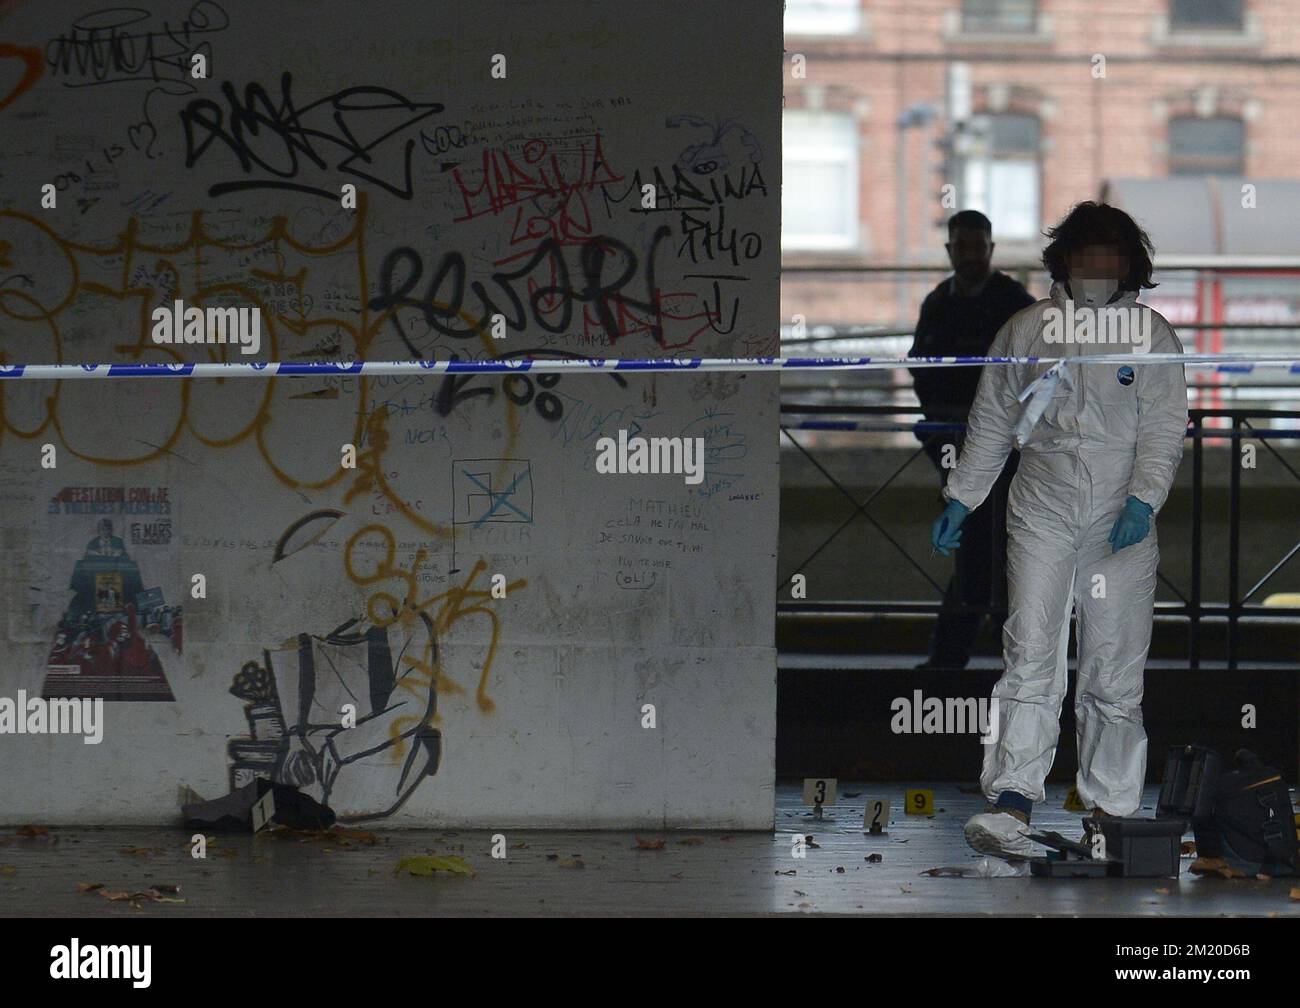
251, 789, 276, 833
1063, 786, 1088, 813
905, 789, 935, 816
863, 798, 891, 833
802, 778, 837, 818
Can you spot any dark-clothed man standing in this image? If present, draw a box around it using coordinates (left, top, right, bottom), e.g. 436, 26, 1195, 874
908, 210, 1034, 670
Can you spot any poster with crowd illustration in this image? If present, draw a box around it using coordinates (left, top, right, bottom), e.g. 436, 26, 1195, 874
42, 485, 181, 703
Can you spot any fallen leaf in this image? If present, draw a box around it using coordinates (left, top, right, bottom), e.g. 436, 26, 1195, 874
1180, 841, 1197, 856
0, 866, 15, 875
556, 857, 584, 869
1291, 888, 1300, 902
633, 836, 665, 850
1189, 857, 1248, 879
97, 885, 183, 905
677, 837, 705, 846
16, 825, 48, 837
1155, 887, 1170, 895
393, 855, 475, 878
545, 853, 559, 861
77, 882, 104, 892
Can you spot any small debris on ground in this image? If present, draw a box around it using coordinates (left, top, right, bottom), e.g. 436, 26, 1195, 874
393, 855, 475, 878
79, 882, 184, 907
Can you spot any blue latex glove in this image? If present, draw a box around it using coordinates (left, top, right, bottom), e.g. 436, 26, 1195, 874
1108, 495, 1154, 553
931, 500, 970, 557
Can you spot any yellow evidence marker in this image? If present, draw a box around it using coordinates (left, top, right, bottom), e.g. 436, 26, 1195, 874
905, 789, 935, 816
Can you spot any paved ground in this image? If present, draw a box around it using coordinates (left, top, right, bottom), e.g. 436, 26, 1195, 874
1, 784, 1295, 917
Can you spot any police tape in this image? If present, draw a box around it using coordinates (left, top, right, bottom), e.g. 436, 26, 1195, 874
0, 352, 1298, 379
785, 420, 1300, 439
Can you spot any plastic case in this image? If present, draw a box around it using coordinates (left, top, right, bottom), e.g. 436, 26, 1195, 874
1085, 817, 1187, 877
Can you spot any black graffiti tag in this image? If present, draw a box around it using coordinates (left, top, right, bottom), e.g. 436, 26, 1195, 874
181, 71, 444, 200
368, 228, 672, 355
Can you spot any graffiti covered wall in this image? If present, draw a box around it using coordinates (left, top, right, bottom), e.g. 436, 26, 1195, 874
0, 0, 781, 826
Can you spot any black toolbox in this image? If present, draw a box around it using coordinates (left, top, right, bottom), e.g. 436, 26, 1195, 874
1083, 817, 1187, 877
1028, 819, 1188, 878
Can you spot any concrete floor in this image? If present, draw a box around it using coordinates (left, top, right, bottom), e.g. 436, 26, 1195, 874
2, 784, 1295, 917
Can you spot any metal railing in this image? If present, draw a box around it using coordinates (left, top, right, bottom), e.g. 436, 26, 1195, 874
777, 402, 1300, 671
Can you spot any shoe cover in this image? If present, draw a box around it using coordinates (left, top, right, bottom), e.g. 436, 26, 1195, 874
964, 810, 1035, 860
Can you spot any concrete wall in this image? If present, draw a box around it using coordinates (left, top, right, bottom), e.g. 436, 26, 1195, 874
0, 1, 783, 826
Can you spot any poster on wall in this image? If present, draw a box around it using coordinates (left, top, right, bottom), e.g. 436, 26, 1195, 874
40, 485, 181, 703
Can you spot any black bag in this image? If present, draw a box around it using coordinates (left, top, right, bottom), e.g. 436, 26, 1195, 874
1158, 745, 1298, 876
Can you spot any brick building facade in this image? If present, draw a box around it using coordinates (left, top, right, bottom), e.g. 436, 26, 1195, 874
781, 0, 1300, 326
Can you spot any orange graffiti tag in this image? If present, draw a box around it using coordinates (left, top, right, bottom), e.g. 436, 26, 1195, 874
0, 43, 43, 113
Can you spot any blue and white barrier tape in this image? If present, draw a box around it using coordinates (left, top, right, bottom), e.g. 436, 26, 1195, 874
0, 353, 1299, 379
785, 420, 1300, 439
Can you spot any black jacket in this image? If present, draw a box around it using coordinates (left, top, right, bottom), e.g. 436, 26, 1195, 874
907, 271, 1035, 425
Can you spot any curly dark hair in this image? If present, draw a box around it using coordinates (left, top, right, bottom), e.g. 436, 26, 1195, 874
1041, 201, 1157, 290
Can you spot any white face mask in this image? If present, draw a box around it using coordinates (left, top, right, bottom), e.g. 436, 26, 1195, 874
1069, 277, 1120, 307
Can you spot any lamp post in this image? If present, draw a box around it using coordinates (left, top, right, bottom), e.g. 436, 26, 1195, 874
896, 101, 937, 322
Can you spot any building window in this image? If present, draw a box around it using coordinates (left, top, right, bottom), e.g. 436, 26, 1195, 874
1169, 116, 1245, 175
782, 111, 859, 250
785, 0, 861, 35
1170, 0, 1244, 31
962, 0, 1037, 33
961, 114, 1040, 240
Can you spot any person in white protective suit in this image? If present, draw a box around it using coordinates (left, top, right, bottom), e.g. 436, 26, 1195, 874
929, 202, 1189, 859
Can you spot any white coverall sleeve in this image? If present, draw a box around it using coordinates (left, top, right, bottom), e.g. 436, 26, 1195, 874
942, 319, 1023, 512
1128, 319, 1188, 513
